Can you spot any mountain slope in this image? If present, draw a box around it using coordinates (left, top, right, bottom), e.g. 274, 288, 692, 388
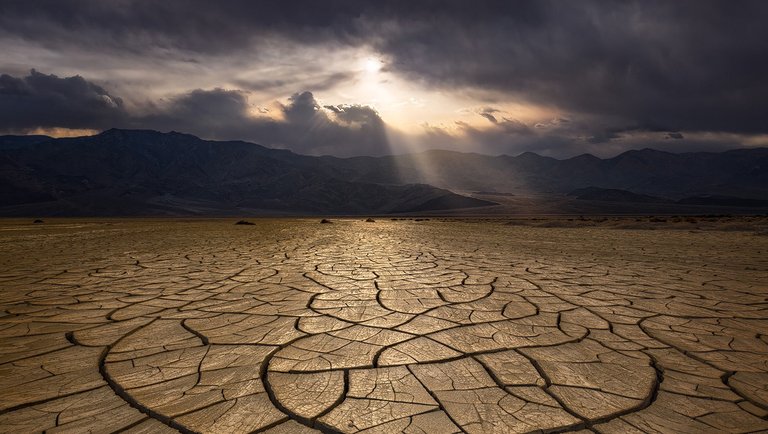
567, 187, 670, 203
309, 147, 768, 199
1, 128, 765, 216
0, 129, 496, 216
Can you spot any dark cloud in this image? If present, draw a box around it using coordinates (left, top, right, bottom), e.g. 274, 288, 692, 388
0, 0, 367, 55
0, 70, 125, 132
0, 1, 767, 155
0, 69, 746, 159
161, 88, 248, 124
283, 91, 319, 123
368, 1, 768, 136
274, 92, 389, 156
140, 89, 389, 157
587, 130, 622, 145
478, 112, 498, 124
476, 108, 531, 135
666, 132, 684, 140
0, 68, 389, 156
326, 104, 384, 126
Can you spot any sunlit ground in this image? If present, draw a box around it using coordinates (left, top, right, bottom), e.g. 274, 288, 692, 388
0, 218, 767, 433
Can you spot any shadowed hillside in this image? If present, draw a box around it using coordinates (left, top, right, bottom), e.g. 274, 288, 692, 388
312, 148, 768, 200
0, 129, 496, 216
1, 128, 766, 216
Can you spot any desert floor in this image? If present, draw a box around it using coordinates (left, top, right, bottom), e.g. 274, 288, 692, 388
0, 218, 767, 433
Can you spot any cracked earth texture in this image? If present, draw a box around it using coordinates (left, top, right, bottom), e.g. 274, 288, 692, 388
0, 218, 767, 433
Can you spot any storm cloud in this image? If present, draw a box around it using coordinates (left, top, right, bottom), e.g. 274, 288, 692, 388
139, 88, 389, 157
0, 69, 390, 156
0, 1, 766, 156
0, 70, 126, 132
371, 1, 768, 135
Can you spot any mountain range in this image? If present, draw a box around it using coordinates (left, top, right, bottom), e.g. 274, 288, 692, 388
1, 129, 766, 216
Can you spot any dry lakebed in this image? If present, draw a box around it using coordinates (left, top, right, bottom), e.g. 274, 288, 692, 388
0, 218, 767, 433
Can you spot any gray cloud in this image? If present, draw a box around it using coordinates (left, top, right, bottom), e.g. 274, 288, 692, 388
469, 107, 532, 138
666, 132, 684, 140
0, 70, 126, 132
0, 1, 767, 156
139, 88, 389, 157
0, 0, 365, 55
0, 69, 390, 156
368, 1, 768, 136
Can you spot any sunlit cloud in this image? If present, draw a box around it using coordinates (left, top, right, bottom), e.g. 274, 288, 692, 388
24, 127, 100, 138
1, 1, 767, 157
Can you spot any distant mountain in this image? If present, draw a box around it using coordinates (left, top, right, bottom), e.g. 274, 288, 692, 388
1, 128, 766, 216
0, 129, 495, 216
567, 187, 670, 204
676, 195, 768, 207
309, 147, 768, 199
0, 135, 52, 150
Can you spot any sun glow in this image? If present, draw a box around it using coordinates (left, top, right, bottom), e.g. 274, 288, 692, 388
27, 127, 100, 138
241, 47, 558, 141
364, 57, 382, 73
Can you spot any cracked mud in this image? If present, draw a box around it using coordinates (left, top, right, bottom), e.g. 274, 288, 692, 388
0, 219, 767, 433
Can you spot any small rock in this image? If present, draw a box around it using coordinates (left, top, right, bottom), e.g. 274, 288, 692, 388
33, 219, 44, 224
235, 220, 255, 225
365, 218, 375, 222
320, 219, 332, 224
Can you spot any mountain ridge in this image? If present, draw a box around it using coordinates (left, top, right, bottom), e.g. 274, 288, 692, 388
0, 129, 497, 216
1, 129, 766, 216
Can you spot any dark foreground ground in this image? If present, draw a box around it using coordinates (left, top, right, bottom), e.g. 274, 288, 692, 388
0, 218, 767, 433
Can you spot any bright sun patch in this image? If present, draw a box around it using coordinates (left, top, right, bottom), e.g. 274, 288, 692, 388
364, 57, 381, 73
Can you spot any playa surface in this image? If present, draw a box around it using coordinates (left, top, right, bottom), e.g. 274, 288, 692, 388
1, 218, 767, 433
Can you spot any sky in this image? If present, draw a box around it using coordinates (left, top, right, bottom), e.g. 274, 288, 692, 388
1, 0, 767, 158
